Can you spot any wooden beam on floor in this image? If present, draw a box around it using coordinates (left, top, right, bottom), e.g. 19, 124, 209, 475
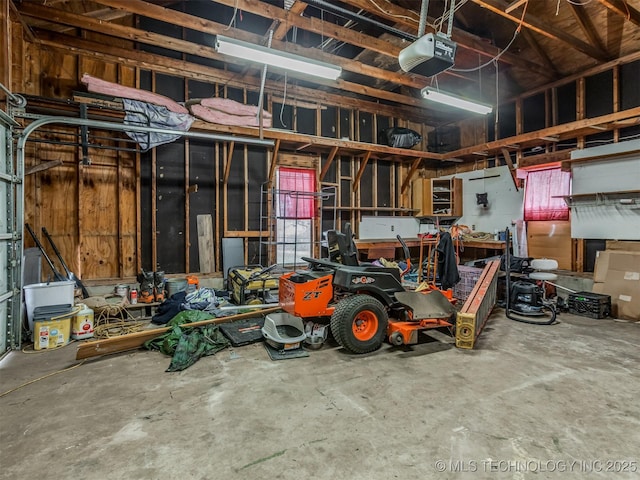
76, 307, 280, 360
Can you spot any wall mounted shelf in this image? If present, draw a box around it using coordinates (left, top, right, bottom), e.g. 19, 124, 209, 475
562, 190, 640, 208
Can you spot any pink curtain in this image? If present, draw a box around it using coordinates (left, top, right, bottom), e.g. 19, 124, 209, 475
278, 167, 316, 219
524, 167, 571, 221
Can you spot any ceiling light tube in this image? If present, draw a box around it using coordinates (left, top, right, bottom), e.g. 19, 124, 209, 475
421, 86, 493, 115
215, 35, 342, 81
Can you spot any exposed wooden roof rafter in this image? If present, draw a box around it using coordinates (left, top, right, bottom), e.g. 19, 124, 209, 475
338, 0, 555, 80
596, 0, 640, 27
470, 0, 611, 61
568, 2, 609, 55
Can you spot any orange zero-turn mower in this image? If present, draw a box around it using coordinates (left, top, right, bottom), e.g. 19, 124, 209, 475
278, 235, 456, 354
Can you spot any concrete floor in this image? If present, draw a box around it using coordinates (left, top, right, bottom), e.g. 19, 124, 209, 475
2, 310, 639, 480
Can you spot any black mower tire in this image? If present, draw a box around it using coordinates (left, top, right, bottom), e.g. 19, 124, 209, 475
330, 294, 388, 354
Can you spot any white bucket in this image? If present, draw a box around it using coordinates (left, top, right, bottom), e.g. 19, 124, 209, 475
23, 281, 75, 331
71, 303, 94, 340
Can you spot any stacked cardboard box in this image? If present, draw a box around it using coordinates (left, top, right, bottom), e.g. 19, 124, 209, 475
592, 242, 640, 321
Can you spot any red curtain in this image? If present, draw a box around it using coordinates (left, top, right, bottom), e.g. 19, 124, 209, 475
278, 167, 316, 219
523, 167, 571, 221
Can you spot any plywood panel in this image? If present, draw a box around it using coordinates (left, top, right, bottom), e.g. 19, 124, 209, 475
118, 65, 136, 88
39, 164, 78, 238
81, 235, 119, 279
118, 159, 137, 233
80, 57, 118, 83
526, 220, 572, 270
79, 165, 119, 278
80, 166, 118, 233
119, 157, 137, 276
20, 37, 41, 95
39, 49, 77, 98
197, 214, 214, 273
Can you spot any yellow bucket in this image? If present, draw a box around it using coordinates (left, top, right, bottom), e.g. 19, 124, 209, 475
33, 308, 78, 350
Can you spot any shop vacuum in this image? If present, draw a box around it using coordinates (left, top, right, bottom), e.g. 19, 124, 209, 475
503, 227, 557, 325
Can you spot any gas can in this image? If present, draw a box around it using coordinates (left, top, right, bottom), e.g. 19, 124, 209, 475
186, 275, 199, 293
71, 303, 94, 340
130, 289, 138, 304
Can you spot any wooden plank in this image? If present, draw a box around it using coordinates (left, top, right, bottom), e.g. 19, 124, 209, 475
185, 138, 190, 272
505, 0, 527, 13
34, 29, 442, 116
1, 0, 9, 107
24, 160, 63, 176
441, 106, 640, 160
223, 141, 235, 184
527, 220, 572, 270
574, 238, 585, 273
596, 0, 640, 27
500, 148, 519, 191
215, 143, 221, 274
196, 214, 215, 273
320, 146, 339, 181
352, 151, 371, 193
267, 138, 281, 183
400, 157, 422, 194
135, 69, 142, 275
76, 307, 280, 360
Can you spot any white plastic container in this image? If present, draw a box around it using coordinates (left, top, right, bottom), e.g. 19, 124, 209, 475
23, 281, 75, 331
71, 303, 94, 340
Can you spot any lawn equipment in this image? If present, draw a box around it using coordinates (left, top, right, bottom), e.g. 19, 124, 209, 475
278, 227, 456, 354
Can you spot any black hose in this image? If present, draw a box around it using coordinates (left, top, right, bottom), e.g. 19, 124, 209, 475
504, 226, 556, 325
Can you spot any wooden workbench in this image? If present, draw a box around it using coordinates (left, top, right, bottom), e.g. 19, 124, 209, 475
354, 238, 505, 261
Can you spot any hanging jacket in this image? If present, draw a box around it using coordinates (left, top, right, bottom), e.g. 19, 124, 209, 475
437, 232, 460, 290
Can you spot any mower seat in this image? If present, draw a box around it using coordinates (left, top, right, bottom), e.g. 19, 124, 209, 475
325, 222, 377, 267
326, 229, 358, 266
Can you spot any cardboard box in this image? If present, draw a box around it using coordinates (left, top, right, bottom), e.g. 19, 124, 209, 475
593, 250, 640, 283
606, 240, 640, 253
592, 250, 640, 321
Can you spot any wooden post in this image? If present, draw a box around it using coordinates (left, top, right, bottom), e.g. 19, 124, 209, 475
1, 0, 9, 111
135, 67, 142, 274
613, 65, 619, 143
197, 214, 215, 273
185, 138, 190, 272
151, 73, 158, 270
215, 141, 221, 273
574, 238, 585, 273
576, 77, 585, 149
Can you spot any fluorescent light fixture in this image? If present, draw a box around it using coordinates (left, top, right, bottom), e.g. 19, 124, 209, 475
215, 35, 342, 81
421, 86, 493, 115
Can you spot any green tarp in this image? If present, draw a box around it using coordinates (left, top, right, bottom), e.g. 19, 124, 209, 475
144, 310, 230, 372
